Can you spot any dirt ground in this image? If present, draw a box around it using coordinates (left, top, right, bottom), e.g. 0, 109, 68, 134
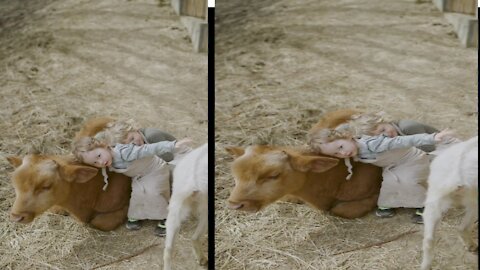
0, 0, 207, 269
215, 0, 477, 270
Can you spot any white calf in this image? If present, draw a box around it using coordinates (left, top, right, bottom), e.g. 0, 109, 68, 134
163, 143, 208, 270
421, 136, 478, 270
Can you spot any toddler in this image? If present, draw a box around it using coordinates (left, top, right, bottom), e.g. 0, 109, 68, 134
94, 119, 180, 232
308, 125, 454, 224
95, 119, 177, 161
73, 136, 191, 236
346, 112, 460, 221
351, 112, 460, 153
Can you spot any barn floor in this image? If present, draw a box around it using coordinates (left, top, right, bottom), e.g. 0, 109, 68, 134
0, 0, 207, 269
215, 0, 477, 269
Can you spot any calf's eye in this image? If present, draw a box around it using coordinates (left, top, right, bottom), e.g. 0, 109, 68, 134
267, 173, 280, 180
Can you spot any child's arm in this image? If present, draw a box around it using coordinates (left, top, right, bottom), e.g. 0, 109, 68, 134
396, 120, 440, 152
118, 141, 176, 161
117, 139, 193, 162
365, 133, 437, 153
139, 128, 177, 161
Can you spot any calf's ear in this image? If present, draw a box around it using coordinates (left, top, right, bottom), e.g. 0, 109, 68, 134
6, 156, 23, 168
60, 165, 99, 183
225, 146, 245, 158
289, 154, 339, 173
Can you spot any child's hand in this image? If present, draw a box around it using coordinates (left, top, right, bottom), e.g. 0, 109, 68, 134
434, 128, 456, 142
175, 138, 193, 153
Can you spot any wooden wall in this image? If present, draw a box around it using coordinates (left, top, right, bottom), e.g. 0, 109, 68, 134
172, 0, 207, 19
433, 0, 477, 15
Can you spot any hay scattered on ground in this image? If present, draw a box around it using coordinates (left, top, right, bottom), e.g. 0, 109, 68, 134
215, 0, 477, 269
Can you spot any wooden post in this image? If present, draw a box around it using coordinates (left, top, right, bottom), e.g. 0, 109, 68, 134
432, 0, 478, 47
432, 0, 477, 15
171, 0, 208, 52
171, 0, 207, 19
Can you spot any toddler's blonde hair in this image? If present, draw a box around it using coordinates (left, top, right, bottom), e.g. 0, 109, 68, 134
348, 111, 393, 136
307, 124, 355, 153
72, 137, 109, 163
94, 119, 139, 146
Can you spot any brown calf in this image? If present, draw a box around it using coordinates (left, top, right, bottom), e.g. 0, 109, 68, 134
226, 146, 381, 218
7, 118, 131, 231
226, 109, 382, 218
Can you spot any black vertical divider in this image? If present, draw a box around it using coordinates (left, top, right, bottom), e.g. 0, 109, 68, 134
207, 6, 215, 270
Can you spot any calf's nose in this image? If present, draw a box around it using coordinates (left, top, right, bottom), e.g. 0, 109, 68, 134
227, 201, 244, 210
10, 212, 25, 223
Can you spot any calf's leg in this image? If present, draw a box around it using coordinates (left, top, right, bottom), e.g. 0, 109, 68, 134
330, 194, 379, 219
89, 205, 128, 231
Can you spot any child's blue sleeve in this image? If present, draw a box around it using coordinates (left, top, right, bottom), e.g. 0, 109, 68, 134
366, 133, 436, 153
118, 141, 176, 161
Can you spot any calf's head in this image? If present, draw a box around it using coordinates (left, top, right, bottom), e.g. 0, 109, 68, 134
225, 145, 338, 212
7, 154, 98, 224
